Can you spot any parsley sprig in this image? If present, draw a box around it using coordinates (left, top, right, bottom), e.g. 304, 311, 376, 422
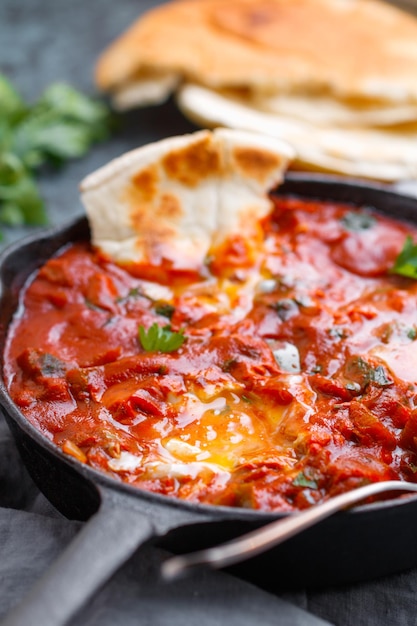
390, 235, 417, 279
138, 323, 186, 353
0, 74, 111, 233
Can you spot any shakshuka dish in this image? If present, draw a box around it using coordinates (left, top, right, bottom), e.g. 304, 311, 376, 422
4, 129, 417, 512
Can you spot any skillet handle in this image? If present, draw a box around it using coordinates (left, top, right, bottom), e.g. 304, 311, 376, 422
2, 489, 155, 626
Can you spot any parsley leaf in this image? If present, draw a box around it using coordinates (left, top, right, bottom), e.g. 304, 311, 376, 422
341, 211, 375, 231
270, 298, 299, 321
369, 365, 393, 387
345, 356, 393, 389
0, 74, 112, 235
390, 236, 417, 279
408, 327, 417, 340
138, 323, 186, 353
293, 472, 318, 489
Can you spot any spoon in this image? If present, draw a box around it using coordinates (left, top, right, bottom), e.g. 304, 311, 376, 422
161, 480, 417, 581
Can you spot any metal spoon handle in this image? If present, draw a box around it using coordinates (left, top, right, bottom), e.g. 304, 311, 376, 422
161, 480, 417, 581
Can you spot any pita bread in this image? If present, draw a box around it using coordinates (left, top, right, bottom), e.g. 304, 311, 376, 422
111, 72, 180, 110
177, 84, 417, 182
80, 128, 294, 272
96, 0, 417, 105
249, 92, 417, 128
95, 0, 417, 182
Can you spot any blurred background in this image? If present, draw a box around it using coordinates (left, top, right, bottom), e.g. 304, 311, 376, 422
0, 0, 197, 246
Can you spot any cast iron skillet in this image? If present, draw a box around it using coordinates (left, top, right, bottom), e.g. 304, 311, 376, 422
2, 173, 417, 625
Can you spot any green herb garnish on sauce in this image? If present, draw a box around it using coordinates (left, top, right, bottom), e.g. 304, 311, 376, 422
138, 323, 186, 353
292, 472, 318, 489
390, 235, 417, 279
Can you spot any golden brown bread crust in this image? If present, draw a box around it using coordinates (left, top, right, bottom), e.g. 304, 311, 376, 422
176, 84, 417, 181
80, 129, 294, 270
96, 0, 417, 103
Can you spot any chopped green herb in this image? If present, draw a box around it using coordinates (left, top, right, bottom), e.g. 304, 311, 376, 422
270, 298, 299, 321
138, 323, 186, 353
377, 320, 417, 343
327, 326, 348, 340
126, 287, 142, 298
348, 356, 369, 373
370, 365, 393, 387
221, 358, 237, 372
84, 298, 108, 313
294, 294, 314, 308
0, 74, 112, 235
154, 302, 176, 319
293, 472, 318, 489
390, 236, 417, 279
101, 316, 117, 328
377, 321, 416, 344
345, 356, 392, 389
340, 210, 376, 232
116, 287, 144, 304
24, 349, 68, 377
39, 353, 68, 377
407, 328, 417, 341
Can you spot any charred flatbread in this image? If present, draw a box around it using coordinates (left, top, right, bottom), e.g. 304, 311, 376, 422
80, 128, 294, 271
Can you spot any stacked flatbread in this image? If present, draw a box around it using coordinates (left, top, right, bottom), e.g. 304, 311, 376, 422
95, 0, 417, 182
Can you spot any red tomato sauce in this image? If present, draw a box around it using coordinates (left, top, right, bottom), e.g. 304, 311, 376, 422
4, 195, 417, 512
